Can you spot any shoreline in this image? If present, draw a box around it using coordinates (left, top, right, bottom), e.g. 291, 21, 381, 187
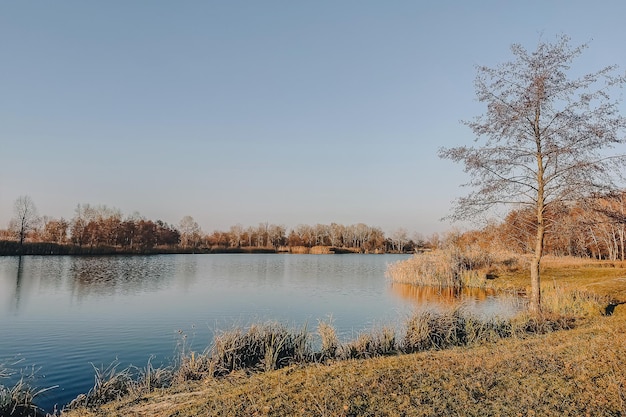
0, 241, 409, 257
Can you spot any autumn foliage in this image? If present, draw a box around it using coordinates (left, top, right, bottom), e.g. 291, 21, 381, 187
1, 203, 421, 255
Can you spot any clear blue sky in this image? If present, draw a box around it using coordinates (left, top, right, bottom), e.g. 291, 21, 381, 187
1, 1, 625, 236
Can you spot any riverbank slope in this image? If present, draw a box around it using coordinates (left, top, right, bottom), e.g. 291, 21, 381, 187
63, 311, 626, 416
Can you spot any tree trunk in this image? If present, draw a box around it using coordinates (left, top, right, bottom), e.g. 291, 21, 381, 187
529, 222, 544, 314
531, 100, 545, 315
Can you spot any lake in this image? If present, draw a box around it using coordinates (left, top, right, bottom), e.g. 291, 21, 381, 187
0, 254, 515, 412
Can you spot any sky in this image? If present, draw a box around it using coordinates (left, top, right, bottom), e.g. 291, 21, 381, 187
1, 1, 626, 236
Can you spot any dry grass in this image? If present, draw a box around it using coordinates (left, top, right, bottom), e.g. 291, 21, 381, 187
492, 256, 626, 303
340, 326, 397, 359
0, 361, 57, 417
210, 322, 311, 375
67, 361, 135, 409
386, 248, 522, 288
62, 306, 586, 416
317, 318, 339, 360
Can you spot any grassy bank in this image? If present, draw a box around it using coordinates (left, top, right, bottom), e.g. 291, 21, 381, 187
62, 309, 626, 416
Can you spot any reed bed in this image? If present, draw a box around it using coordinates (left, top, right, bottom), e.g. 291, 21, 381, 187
386, 247, 522, 288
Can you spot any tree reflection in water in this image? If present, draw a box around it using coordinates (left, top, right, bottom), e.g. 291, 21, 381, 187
390, 282, 520, 317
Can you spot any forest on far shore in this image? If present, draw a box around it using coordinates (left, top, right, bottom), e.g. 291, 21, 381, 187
1, 199, 421, 255
2, 190, 626, 259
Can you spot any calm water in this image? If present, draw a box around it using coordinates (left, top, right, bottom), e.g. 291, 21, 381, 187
0, 254, 514, 411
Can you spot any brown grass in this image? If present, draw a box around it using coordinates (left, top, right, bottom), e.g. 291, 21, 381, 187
492, 255, 626, 303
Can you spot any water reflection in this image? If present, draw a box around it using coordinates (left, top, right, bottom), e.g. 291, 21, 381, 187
13, 257, 23, 311
390, 282, 519, 317
391, 283, 496, 304
69, 256, 178, 298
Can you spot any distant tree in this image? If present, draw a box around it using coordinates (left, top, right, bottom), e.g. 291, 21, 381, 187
595, 192, 626, 261
295, 224, 314, 247
329, 223, 344, 247
390, 228, 409, 253
412, 232, 426, 250
70, 204, 92, 247
179, 215, 202, 248
287, 229, 303, 247
229, 224, 244, 248
135, 219, 157, 250
268, 224, 286, 248
154, 220, 180, 247
10, 195, 40, 247
439, 35, 626, 312
42, 217, 69, 244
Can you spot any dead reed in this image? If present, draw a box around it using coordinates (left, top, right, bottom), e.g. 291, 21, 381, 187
67, 361, 134, 409
316, 318, 339, 360
339, 326, 397, 359
0, 361, 57, 417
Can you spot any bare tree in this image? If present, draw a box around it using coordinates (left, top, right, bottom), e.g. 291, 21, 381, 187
229, 224, 244, 248
179, 215, 202, 249
439, 35, 626, 312
390, 228, 409, 253
10, 195, 40, 247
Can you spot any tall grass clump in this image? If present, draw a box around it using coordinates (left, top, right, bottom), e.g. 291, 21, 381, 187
400, 306, 575, 354
173, 349, 213, 382
134, 356, 173, 394
210, 322, 311, 376
540, 285, 610, 318
317, 318, 339, 360
339, 326, 397, 359
0, 361, 56, 417
68, 361, 135, 409
402, 308, 471, 352
69, 358, 175, 410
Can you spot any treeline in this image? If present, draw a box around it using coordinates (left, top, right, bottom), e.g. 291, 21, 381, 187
1, 202, 424, 255
453, 191, 626, 261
